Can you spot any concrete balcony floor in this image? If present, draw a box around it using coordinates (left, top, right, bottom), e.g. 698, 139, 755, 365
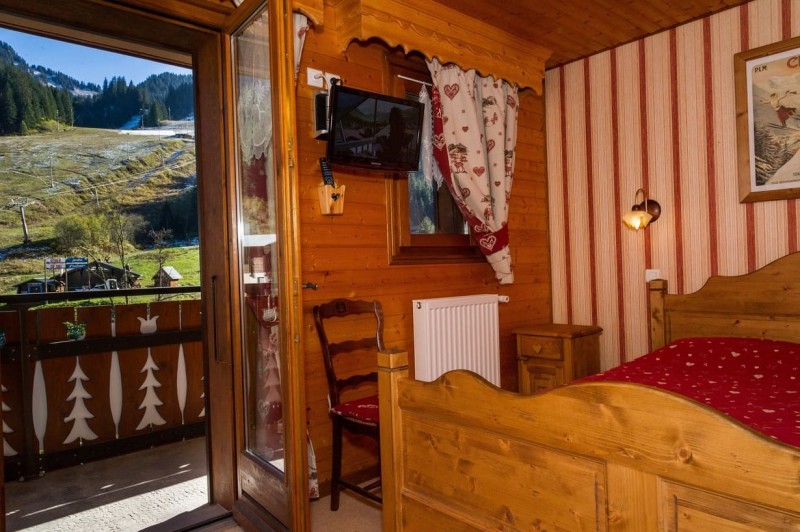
4, 436, 380, 531
5, 437, 209, 531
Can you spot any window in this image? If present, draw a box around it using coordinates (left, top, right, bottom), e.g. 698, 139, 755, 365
385, 53, 482, 264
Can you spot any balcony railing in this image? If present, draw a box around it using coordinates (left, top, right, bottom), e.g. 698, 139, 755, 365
0, 287, 204, 481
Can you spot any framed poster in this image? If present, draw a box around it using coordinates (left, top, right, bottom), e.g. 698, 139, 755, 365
735, 36, 800, 202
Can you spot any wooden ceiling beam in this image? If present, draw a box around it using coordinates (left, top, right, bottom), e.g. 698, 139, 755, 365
94, 0, 234, 29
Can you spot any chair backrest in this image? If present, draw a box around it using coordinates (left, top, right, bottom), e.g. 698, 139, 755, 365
313, 298, 384, 407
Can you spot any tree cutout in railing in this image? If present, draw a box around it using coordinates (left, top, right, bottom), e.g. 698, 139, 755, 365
136, 307, 166, 430
260, 331, 282, 425
136, 350, 167, 430
177, 345, 187, 424
2, 384, 17, 457
137, 315, 159, 334
32, 360, 47, 454
109, 319, 122, 438
199, 375, 205, 418
177, 303, 187, 424
63, 357, 99, 445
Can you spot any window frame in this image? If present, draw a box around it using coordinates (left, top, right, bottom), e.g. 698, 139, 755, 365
384, 53, 482, 265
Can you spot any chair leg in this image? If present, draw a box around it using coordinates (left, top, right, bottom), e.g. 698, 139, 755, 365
330, 417, 342, 511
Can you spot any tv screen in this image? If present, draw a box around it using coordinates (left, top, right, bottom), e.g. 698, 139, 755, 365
326, 84, 423, 172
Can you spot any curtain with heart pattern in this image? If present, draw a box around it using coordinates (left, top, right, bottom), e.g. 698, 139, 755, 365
427, 59, 519, 284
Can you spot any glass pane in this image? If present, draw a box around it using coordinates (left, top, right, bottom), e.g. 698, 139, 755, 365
408, 169, 435, 233
233, 8, 284, 471
408, 171, 467, 235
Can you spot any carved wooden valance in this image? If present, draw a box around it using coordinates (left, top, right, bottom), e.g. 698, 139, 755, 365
332, 0, 550, 92
293, 0, 323, 26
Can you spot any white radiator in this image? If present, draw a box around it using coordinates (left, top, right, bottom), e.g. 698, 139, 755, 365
413, 294, 502, 386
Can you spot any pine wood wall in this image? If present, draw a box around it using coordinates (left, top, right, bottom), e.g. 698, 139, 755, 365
297, 9, 552, 489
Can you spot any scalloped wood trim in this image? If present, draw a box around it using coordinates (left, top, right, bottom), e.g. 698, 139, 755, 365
293, 0, 323, 26
333, 0, 550, 92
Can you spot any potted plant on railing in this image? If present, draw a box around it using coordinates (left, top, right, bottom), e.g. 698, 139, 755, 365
63, 321, 87, 341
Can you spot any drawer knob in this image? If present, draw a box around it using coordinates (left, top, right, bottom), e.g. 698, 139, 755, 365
532, 344, 543, 354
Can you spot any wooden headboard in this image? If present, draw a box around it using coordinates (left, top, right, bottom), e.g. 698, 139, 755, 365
649, 251, 800, 349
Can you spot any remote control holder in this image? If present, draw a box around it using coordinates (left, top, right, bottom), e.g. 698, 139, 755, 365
318, 183, 345, 215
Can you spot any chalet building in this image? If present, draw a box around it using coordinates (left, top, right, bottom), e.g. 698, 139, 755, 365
54, 261, 141, 291
152, 266, 182, 287
0, 0, 797, 530
13, 278, 62, 294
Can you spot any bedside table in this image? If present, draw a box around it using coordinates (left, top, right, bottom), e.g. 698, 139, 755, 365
513, 323, 602, 393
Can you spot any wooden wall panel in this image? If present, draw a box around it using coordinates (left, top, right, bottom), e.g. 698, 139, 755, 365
546, 0, 800, 367
299, 6, 551, 491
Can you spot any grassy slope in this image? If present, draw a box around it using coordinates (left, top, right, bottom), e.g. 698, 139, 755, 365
127, 245, 201, 287
0, 126, 198, 294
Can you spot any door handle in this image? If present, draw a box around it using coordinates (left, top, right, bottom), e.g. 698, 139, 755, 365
211, 274, 227, 364
301, 282, 318, 290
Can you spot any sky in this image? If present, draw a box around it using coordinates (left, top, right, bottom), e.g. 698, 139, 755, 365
0, 28, 191, 86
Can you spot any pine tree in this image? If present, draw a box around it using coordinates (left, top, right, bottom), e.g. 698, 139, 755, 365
136, 349, 167, 430
0, 80, 16, 134
2, 384, 17, 457
63, 357, 99, 444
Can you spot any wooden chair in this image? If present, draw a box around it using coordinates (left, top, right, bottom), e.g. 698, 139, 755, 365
313, 298, 384, 511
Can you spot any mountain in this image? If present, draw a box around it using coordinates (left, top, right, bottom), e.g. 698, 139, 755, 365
30, 65, 101, 95
0, 41, 100, 97
0, 40, 194, 131
0, 41, 26, 68
139, 72, 194, 122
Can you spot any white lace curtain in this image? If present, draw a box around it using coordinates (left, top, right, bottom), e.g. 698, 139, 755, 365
427, 59, 520, 284
237, 13, 309, 164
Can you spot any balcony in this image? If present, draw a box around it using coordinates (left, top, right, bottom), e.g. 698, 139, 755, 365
0, 287, 204, 482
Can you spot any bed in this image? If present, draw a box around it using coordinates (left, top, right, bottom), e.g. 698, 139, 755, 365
377, 252, 800, 530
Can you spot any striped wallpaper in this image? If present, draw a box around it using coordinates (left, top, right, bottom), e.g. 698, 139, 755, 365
545, 0, 800, 370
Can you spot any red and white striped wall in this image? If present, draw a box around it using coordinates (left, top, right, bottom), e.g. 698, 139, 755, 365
546, 0, 800, 369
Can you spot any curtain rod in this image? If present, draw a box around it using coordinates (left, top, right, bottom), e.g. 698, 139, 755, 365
397, 74, 431, 87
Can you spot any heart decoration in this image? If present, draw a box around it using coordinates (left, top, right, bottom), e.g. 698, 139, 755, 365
495, 181, 501, 186
479, 235, 497, 249
443, 84, 460, 100
433, 134, 445, 150
460, 188, 471, 198
473, 166, 485, 176
462, 126, 469, 132
486, 139, 496, 151
532, 344, 543, 354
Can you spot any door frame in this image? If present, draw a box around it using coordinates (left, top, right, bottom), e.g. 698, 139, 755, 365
0, 0, 288, 523
222, 0, 308, 529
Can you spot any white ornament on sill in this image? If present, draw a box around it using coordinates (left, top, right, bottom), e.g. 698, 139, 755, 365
2, 384, 17, 457
63, 357, 99, 444
136, 349, 166, 430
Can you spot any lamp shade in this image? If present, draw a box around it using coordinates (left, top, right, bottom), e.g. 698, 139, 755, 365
622, 189, 660, 230
622, 207, 653, 230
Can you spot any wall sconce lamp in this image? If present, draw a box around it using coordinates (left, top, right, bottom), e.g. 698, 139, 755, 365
622, 188, 661, 230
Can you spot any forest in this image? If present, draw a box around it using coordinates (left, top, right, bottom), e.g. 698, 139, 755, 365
0, 41, 193, 135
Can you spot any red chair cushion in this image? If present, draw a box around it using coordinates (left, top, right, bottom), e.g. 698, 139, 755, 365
330, 395, 379, 426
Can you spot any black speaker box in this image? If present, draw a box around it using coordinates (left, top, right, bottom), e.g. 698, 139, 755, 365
313, 91, 328, 139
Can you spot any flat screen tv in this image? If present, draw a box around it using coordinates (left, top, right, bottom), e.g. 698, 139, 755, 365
326, 84, 423, 172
